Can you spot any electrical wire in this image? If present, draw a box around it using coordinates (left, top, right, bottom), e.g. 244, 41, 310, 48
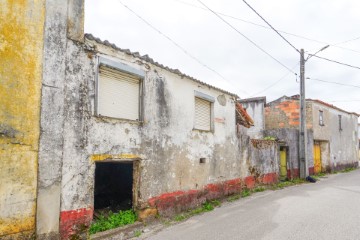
196, 0, 295, 74
309, 55, 360, 70
242, 0, 299, 53
307, 77, 360, 89
117, 0, 229, 82
249, 62, 300, 97
172, 0, 360, 55
333, 36, 360, 46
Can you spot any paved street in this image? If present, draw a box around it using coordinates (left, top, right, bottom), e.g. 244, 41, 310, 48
146, 169, 360, 240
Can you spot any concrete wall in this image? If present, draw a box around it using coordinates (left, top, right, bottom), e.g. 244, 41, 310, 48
264, 129, 314, 178
312, 101, 359, 170
239, 97, 265, 139
0, 1, 46, 238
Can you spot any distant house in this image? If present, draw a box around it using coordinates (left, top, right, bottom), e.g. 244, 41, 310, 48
265, 95, 359, 179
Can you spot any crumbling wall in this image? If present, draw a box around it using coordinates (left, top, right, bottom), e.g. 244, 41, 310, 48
239, 98, 265, 139
264, 128, 314, 178
0, 1, 45, 238
54, 36, 281, 225
265, 99, 312, 130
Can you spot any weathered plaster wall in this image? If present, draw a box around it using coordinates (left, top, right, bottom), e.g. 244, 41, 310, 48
36, 1, 68, 238
312, 102, 358, 170
239, 98, 265, 139
0, 1, 45, 237
53, 36, 280, 235
264, 129, 314, 178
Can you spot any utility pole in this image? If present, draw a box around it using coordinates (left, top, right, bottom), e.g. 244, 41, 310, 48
299, 49, 308, 178
299, 45, 329, 179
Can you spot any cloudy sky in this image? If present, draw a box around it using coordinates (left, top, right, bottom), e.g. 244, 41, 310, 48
85, 0, 360, 117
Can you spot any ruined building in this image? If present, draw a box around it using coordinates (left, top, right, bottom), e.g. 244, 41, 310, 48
1, 1, 280, 239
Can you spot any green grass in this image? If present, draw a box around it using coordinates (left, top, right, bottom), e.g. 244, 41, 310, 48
241, 189, 251, 197
173, 200, 221, 222
340, 167, 357, 173
227, 194, 240, 202
271, 178, 306, 190
134, 230, 142, 237
89, 209, 137, 235
253, 186, 266, 192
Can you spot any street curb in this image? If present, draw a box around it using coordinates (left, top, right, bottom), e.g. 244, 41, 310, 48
90, 222, 144, 240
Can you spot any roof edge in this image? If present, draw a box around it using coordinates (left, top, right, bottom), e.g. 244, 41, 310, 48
85, 33, 239, 98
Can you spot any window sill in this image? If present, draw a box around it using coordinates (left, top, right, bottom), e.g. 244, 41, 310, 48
193, 128, 214, 133
94, 114, 143, 125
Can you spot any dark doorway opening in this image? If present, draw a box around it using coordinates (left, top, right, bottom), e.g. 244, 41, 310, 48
94, 162, 133, 214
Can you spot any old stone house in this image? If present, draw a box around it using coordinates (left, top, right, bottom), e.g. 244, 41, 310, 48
265, 95, 359, 180
1, 1, 281, 239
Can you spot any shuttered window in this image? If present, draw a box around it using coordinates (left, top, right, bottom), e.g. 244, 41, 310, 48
194, 97, 211, 131
98, 66, 141, 120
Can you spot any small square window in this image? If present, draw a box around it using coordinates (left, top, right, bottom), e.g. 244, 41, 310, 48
338, 115, 342, 131
319, 110, 324, 126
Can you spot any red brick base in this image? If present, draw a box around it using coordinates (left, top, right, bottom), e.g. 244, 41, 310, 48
60, 207, 93, 239
287, 167, 314, 179
148, 173, 278, 216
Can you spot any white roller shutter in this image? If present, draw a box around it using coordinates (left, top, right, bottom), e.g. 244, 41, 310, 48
98, 66, 140, 120
194, 97, 211, 131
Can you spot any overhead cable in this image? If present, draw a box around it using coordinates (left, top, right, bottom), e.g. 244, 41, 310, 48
196, 0, 295, 74
309, 55, 360, 70
117, 0, 228, 82
242, 0, 299, 53
249, 63, 300, 97
333, 36, 360, 46
173, 0, 360, 55
307, 77, 360, 89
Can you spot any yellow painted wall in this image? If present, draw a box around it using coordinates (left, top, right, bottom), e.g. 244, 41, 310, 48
0, 0, 45, 236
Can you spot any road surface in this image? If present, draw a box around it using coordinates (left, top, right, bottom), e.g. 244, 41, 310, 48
146, 169, 360, 240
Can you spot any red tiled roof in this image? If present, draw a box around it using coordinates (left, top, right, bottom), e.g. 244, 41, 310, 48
236, 102, 254, 128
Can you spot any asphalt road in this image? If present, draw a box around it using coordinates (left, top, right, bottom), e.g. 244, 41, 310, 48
146, 169, 360, 240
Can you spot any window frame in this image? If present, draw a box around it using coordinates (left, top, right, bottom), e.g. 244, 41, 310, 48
95, 56, 145, 122
319, 110, 324, 126
193, 91, 215, 132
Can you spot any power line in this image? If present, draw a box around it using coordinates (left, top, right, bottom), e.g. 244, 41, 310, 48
307, 77, 360, 89
117, 0, 229, 82
249, 63, 300, 97
333, 36, 360, 46
172, 0, 360, 55
309, 55, 360, 70
196, 0, 295, 74
242, 0, 299, 53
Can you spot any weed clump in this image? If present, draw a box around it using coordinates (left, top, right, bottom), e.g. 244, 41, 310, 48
173, 200, 221, 222
89, 209, 137, 234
